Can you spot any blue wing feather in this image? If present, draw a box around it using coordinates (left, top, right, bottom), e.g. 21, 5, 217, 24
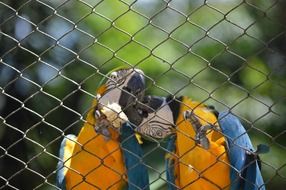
56, 134, 77, 190
218, 111, 266, 190
166, 135, 177, 190
120, 123, 150, 190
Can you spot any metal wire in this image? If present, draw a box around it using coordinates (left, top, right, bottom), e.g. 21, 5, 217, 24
0, 0, 286, 189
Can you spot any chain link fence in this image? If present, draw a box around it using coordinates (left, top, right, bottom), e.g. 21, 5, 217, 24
0, 0, 286, 189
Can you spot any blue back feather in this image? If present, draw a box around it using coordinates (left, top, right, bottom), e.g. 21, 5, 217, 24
166, 135, 177, 190
120, 123, 150, 190
218, 111, 266, 190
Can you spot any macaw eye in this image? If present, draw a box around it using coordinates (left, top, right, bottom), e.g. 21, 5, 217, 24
110, 73, 117, 80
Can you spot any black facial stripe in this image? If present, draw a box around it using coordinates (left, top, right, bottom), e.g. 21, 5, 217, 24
138, 125, 172, 138
149, 125, 172, 134
105, 83, 115, 90
149, 120, 175, 128
106, 76, 126, 87
117, 78, 126, 85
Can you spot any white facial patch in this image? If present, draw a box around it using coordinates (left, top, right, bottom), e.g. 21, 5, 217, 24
98, 69, 134, 107
136, 99, 175, 139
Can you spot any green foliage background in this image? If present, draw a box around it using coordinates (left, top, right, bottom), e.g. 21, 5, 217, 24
0, 0, 286, 189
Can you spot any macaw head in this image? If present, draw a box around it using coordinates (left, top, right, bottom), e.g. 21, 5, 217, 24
135, 95, 218, 146
94, 68, 146, 139
97, 68, 145, 106
134, 95, 177, 139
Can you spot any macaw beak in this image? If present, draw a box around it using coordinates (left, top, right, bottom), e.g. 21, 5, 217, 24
118, 70, 146, 126
95, 69, 146, 138
119, 70, 146, 108
127, 70, 146, 98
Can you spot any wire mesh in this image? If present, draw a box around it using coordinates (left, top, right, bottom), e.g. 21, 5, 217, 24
0, 0, 286, 189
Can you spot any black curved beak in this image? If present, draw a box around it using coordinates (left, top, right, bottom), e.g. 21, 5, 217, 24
119, 71, 146, 107
119, 70, 146, 126
127, 71, 145, 98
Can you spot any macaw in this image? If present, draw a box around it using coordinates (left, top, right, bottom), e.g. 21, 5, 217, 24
134, 95, 268, 190
56, 68, 150, 190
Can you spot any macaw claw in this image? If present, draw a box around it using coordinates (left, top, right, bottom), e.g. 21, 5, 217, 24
93, 102, 129, 140
183, 110, 216, 150
94, 115, 112, 140
94, 104, 112, 140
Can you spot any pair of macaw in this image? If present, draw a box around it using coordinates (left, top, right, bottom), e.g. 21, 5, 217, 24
56, 68, 268, 190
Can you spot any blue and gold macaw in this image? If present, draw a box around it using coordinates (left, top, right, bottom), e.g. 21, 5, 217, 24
134, 95, 268, 190
56, 68, 149, 190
